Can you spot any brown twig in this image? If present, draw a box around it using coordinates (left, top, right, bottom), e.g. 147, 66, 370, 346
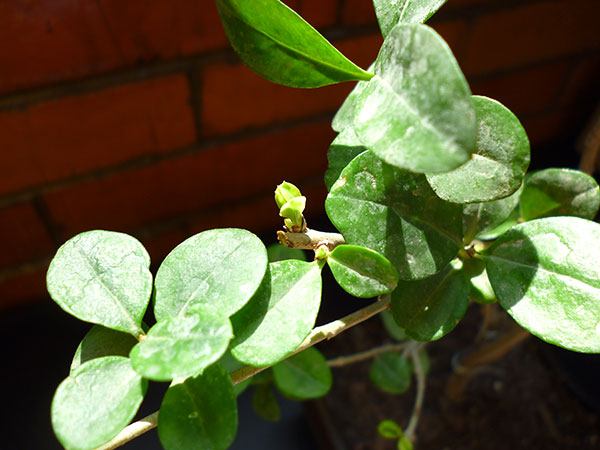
277, 228, 346, 251
405, 344, 426, 442
327, 342, 409, 368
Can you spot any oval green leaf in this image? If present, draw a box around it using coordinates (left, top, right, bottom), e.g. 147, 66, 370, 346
324, 128, 367, 191
354, 24, 475, 173
484, 217, 600, 353
427, 96, 530, 203
378, 419, 403, 439
332, 72, 372, 132
154, 228, 267, 322
252, 383, 281, 422
158, 364, 237, 450
520, 168, 600, 221
468, 268, 497, 305
391, 261, 469, 341
51, 356, 147, 450
231, 260, 322, 367
326, 151, 462, 280
272, 347, 332, 399
374, 0, 448, 37
327, 244, 399, 297
267, 243, 309, 262
216, 0, 373, 88
47, 230, 152, 337
369, 351, 411, 394
130, 304, 233, 381
381, 309, 407, 341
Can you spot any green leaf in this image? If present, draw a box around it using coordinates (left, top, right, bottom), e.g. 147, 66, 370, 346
378, 419, 403, 439
324, 128, 367, 191
231, 260, 322, 366
332, 73, 372, 132
267, 243, 309, 262
253, 384, 281, 421
373, 0, 448, 37
272, 347, 332, 399
520, 168, 600, 221
463, 185, 522, 243
216, 0, 373, 88
427, 96, 530, 203
47, 230, 152, 337
327, 244, 399, 297
326, 151, 462, 280
381, 309, 407, 341
158, 364, 237, 450
398, 437, 414, 450
484, 217, 600, 353
154, 228, 267, 322
70, 325, 139, 374
391, 261, 469, 341
218, 351, 251, 396
130, 304, 233, 381
51, 356, 147, 450
469, 269, 497, 304
369, 351, 411, 394
354, 24, 475, 173
274, 181, 302, 209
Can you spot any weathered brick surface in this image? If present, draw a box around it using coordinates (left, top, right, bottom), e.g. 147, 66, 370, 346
0, 0, 227, 94
0, 75, 196, 196
44, 121, 335, 238
0, 203, 54, 270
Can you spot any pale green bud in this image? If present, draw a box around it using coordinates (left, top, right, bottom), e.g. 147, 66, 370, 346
274, 181, 302, 209
279, 196, 306, 231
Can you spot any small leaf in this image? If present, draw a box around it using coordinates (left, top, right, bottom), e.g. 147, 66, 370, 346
469, 269, 497, 305
47, 230, 152, 337
326, 151, 462, 280
272, 347, 332, 399
391, 261, 469, 341
381, 310, 407, 341
324, 128, 367, 191
374, 0, 448, 37
51, 356, 147, 450
520, 168, 600, 221
274, 181, 302, 209
252, 384, 281, 421
354, 24, 475, 173
279, 196, 306, 230
231, 260, 322, 367
267, 243, 309, 262
158, 364, 237, 450
218, 351, 251, 396
70, 325, 139, 374
154, 228, 267, 322
130, 304, 233, 381
378, 419, 403, 439
369, 351, 411, 394
216, 0, 373, 88
327, 245, 399, 297
427, 96, 530, 203
484, 217, 600, 353
398, 437, 414, 450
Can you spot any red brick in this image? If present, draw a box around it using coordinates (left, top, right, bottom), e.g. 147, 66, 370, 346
463, 0, 600, 76
44, 121, 335, 237
283, 0, 339, 28
0, 267, 48, 311
0, 75, 196, 196
470, 61, 571, 117
335, 34, 383, 69
341, 0, 378, 25
0, 1, 227, 94
0, 203, 54, 270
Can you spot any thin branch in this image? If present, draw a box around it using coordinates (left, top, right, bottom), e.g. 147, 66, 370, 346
404, 344, 426, 443
578, 102, 600, 175
277, 228, 345, 251
92, 295, 391, 450
327, 342, 409, 368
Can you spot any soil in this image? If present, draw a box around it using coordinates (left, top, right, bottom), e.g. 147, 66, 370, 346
309, 305, 600, 450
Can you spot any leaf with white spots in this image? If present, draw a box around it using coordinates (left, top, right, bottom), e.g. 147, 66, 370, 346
373, 0, 448, 37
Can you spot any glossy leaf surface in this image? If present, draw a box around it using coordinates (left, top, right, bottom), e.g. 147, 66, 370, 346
427, 96, 530, 203
369, 351, 411, 394
216, 0, 373, 88
231, 260, 322, 366
373, 0, 448, 37
391, 262, 468, 341
252, 384, 281, 421
130, 304, 232, 381
154, 228, 267, 322
47, 230, 152, 337
485, 217, 600, 353
354, 24, 475, 173
327, 244, 399, 297
469, 269, 497, 305
52, 356, 147, 450
272, 347, 332, 399
520, 168, 600, 221
158, 364, 237, 450
324, 128, 367, 191
326, 151, 462, 280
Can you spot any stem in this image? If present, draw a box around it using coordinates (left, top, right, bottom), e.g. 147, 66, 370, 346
92, 295, 391, 450
277, 228, 345, 250
404, 344, 426, 442
327, 342, 409, 368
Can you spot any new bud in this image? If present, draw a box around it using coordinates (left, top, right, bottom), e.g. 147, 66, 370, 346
274, 181, 302, 209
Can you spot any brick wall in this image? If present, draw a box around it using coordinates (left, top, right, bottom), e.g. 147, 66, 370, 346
0, 0, 599, 310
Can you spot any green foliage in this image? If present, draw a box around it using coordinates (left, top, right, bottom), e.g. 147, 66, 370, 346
215, 0, 372, 88
252, 384, 281, 421
373, 0, 448, 37
381, 310, 407, 341
324, 128, 367, 191
370, 351, 412, 394
378, 419, 403, 439
266, 243, 309, 262
272, 347, 332, 399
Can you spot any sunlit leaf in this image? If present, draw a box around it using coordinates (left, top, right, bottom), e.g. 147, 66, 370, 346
272, 347, 332, 399
324, 128, 367, 191
373, 0, 448, 37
